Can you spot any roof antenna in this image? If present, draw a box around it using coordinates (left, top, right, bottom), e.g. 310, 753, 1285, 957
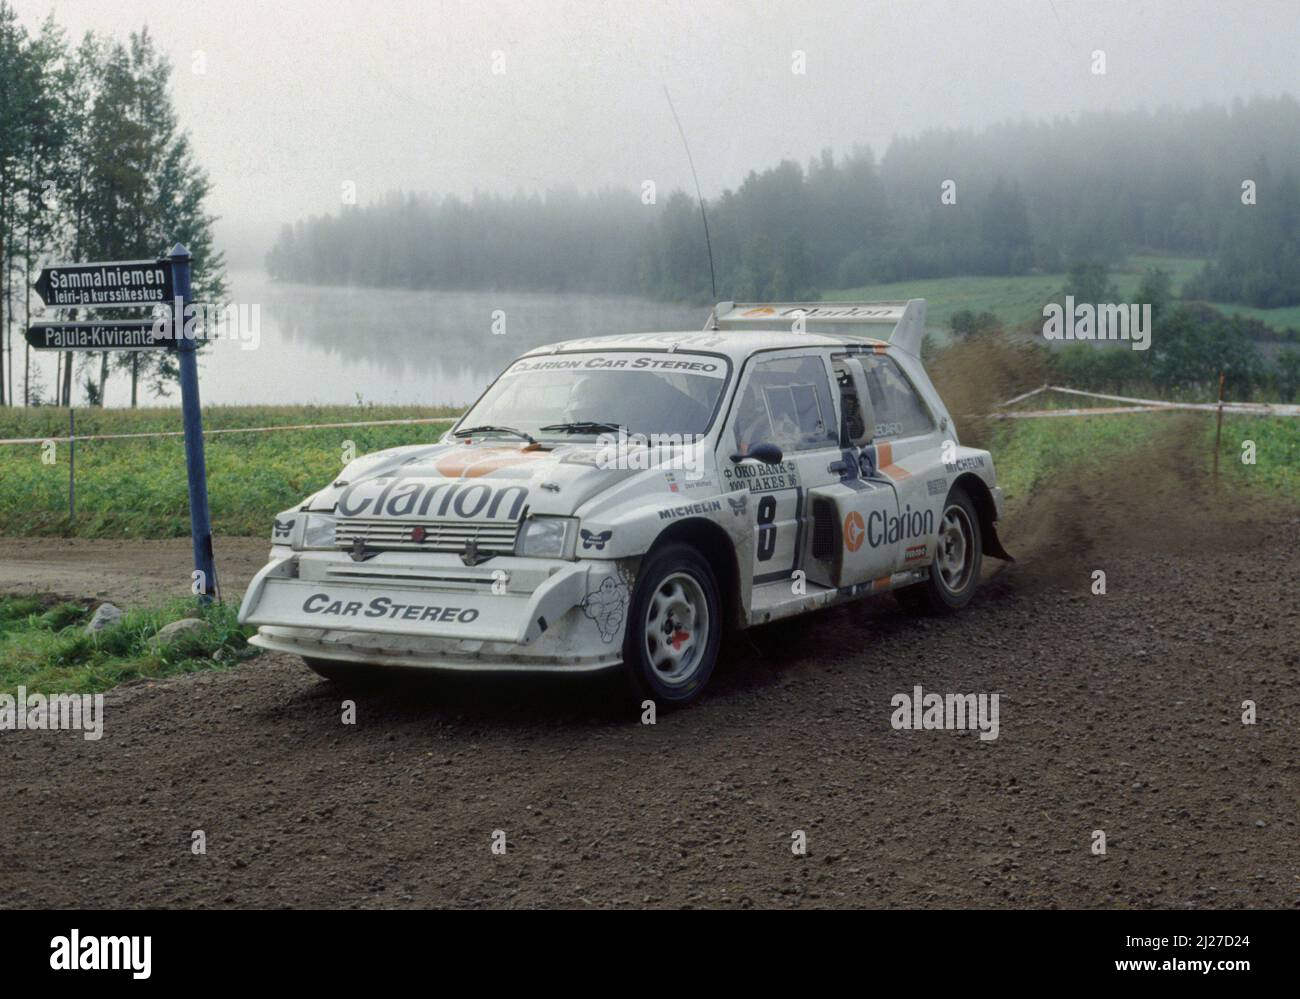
664, 86, 717, 302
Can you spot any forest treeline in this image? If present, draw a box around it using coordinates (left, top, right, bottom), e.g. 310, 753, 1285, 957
268, 97, 1300, 311
0, 1, 223, 407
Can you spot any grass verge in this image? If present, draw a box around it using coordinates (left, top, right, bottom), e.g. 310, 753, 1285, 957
1212, 415, 1300, 497
0, 404, 456, 538
984, 412, 1167, 505
986, 410, 1299, 507
0, 595, 258, 696
2, 403, 1295, 538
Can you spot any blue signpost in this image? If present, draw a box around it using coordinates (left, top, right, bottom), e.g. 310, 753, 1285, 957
29, 243, 218, 603
170, 244, 217, 601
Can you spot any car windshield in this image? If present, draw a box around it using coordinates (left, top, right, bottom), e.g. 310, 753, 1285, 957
457, 351, 729, 440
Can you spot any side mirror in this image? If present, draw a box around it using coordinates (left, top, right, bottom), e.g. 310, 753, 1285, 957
841, 356, 875, 448
731, 441, 784, 465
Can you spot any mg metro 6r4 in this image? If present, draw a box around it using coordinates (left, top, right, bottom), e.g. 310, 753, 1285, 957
239, 300, 1012, 705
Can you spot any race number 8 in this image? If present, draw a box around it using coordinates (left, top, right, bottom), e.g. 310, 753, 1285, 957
756, 495, 777, 562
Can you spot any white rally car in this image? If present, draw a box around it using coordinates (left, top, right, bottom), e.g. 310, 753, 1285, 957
239, 300, 1011, 704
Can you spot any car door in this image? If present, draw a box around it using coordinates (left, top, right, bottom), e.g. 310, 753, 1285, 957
723, 350, 842, 587
857, 351, 945, 572
801, 351, 903, 589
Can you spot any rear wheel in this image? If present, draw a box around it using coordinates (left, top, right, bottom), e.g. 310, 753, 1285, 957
896, 487, 983, 614
622, 543, 721, 706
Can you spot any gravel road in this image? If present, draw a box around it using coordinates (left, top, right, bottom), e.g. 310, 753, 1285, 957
1, 418, 1296, 908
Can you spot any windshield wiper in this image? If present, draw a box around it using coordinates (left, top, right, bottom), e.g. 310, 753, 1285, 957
539, 421, 626, 435
453, 424, 537, 444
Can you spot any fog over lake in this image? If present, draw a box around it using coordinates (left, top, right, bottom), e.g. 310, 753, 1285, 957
31, 271, 706, 408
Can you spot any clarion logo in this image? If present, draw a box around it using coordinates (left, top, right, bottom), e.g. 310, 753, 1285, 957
50, 930, 151, 979
866, 505, 933, 548
337, 478, 528, 520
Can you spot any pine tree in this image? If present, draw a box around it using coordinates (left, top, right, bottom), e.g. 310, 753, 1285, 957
0, 1, 37, 406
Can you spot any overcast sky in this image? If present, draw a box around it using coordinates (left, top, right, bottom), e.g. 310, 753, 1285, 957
13, 0, 1300, 266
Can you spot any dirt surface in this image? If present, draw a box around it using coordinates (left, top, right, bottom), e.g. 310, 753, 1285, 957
0, 536, 271, 606
1, 418, 1297, 909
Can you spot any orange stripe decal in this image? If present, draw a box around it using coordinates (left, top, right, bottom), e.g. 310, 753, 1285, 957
433, 446, 549, 478
875, 441, 912, 481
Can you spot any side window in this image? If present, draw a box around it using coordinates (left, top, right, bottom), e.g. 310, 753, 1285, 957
833, 357, 866, 445
733, 354, 838, 454
861, 356, 935, 440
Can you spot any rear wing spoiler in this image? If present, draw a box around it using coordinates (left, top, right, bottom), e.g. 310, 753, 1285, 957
708, 299, 928, 357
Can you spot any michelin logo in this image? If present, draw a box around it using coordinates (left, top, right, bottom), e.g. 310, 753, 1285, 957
581, 577, 627, 642
659, 499, 722, 520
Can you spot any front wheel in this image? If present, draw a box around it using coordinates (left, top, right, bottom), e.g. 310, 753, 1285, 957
896, 487, 983, 614
622, 543, 722, 706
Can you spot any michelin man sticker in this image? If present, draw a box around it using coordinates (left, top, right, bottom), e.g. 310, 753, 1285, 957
581, 576, 628, 643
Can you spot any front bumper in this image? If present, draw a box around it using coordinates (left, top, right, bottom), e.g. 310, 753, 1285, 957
238, 550, 632, 672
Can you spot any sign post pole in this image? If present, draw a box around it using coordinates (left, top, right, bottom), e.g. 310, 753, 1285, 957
69, 408, 75, 528
171, 244, 217, 602
29, 244, 218, 601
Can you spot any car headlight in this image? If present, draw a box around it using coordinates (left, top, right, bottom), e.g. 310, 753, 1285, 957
515, 516, 577, 559
300, 513, 337, 550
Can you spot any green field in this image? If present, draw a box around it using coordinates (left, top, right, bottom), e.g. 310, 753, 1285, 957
1213, 414, 1300, 496
985, 410, 1299, 504
828, 255, 1300, 335
985, 412, 1166, 503
0, 405, 457, 538
1205, 301, 1300, 332
3, 401, 1295, 541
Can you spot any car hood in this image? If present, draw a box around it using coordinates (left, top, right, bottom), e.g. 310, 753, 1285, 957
311, 439, 670, 523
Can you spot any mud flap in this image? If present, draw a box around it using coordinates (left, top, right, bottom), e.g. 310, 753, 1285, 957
984, 520, 1014, 562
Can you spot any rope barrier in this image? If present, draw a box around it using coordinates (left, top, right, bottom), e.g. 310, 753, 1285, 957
991, 385, 1300, 418
1, 383, 1296, 447
0, 415, 460, 447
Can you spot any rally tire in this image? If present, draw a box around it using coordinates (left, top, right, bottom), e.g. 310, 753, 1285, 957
622, 543, 722, 706
896, 486, 983, 615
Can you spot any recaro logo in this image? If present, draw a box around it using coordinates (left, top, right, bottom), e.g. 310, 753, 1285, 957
50, 930, 151, 979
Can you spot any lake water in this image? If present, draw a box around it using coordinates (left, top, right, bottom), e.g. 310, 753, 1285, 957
29, 270, 706, 409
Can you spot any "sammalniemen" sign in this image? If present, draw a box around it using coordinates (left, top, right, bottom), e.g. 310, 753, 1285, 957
33, 260, 173, 308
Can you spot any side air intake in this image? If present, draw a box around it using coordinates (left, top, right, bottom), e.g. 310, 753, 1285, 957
811, 498, 836, 562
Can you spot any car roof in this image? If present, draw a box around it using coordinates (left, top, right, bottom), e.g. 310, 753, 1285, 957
521, 329, 892, 362
520, 300, 928, 362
